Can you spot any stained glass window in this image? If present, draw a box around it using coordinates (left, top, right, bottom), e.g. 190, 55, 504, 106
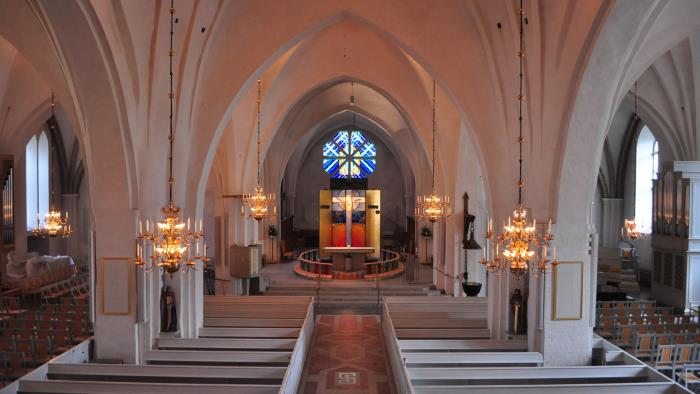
323, 130, 376, 178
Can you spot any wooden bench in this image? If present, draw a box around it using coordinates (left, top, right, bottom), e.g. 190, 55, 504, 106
411, 382, 681, 394
400, 339, 527, 352
395, 328, 491, 339
198, 327, 301, 338
392, 318, 487, 329
203, 317, 305, 328
157, 337, 296, 351
47, 363, 286, 384
403, 351, 543, 367
18, 380, 280, 393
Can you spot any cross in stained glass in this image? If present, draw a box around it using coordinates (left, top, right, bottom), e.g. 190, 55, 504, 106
323, 130, 376, 178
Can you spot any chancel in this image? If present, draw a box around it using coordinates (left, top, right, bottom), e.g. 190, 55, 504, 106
3, 0, 700, 393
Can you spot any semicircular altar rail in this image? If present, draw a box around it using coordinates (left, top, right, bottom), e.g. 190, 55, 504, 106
295, 249, 403, 281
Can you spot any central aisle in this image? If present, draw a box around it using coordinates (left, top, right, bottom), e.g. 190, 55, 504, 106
299, 315, 395, 394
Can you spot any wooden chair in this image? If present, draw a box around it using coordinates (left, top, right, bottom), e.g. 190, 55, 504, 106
633, 333, 656, 360
651, 344, 676, 372
677, 363, 700, 388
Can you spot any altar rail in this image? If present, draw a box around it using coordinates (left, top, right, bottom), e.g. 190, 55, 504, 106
296, 249, 403, 280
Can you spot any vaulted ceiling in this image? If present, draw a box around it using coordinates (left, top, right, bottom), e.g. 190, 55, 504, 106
0, 0, 699, 232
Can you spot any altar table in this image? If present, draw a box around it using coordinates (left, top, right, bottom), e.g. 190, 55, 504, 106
322, 247, 375, 272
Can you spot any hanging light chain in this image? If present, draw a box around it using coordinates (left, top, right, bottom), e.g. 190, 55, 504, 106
432, 79, 436, 190
168, 0, 175, 202
517, 0, 525, 205
257, 79, 262, 186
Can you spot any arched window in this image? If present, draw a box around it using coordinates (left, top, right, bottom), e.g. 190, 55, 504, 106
635, 126, 658, 233
322, 129, 376, 178
26, 131, 50, 230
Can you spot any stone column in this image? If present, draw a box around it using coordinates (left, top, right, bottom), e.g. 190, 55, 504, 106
600, 198, 624, 248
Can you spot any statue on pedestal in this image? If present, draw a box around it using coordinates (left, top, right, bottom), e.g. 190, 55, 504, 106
510, 288, 525, 335
160, 285, 178, 332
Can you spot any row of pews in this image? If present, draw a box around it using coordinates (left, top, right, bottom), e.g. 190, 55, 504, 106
382, 297, 690, 394
11, 296, 314, 394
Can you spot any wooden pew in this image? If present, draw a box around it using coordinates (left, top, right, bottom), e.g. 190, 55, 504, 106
146, 349, 292, 366
403, 351, 543, 367
408, 365, 656, 384
395, 328, 491, 339
400, 339, 528, 352
19, 380, 280, 394
157, 337, 296, 351
202, 309, 308, 319
411, 382, 681, 394
198, 327, 300, 338
203, 317, 305, 327
47, 363, 286, 384
392, 318, 487, 329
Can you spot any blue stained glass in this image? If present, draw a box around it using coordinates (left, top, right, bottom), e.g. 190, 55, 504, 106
323, 158, 340, 175
334, 131, 350, 155
323, 129, 376, 178
323, 140, 341, 157
358, 158, 376, 174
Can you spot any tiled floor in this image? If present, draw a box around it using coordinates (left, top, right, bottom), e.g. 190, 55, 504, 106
300, 315, 395, 394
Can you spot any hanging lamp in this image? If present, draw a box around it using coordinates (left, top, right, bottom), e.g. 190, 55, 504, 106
621, 82, 642, 240
33, 93, 71, 238
242, 80, 277, 221
481, 0, 555, 278
134, 0, 207, 275
415, 80, 451, 223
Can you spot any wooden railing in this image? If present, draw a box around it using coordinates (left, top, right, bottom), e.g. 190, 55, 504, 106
296, 248, 403, 280
363, 250, 401, 279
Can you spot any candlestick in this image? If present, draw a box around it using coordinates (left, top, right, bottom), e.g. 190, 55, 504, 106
553, 247, 557, 262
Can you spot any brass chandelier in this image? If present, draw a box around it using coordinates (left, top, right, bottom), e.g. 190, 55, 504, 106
416, 80, 451, 223
242, 80, 276, 221
33, 94, 71, 239
481, 0, 555, 279
134, 0, 207, 275
622, 82, 642, 241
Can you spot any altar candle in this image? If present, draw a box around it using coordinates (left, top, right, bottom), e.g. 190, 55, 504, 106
482, 246, 486, 260
146, 219, 150, 233
553, 247, 557, 262
547, 218, 552, 233
139, 220, 143, 234
200, 219, 203, 233
196, 238, 200, 256
187, 218, 190, 231
488, 218, 492, 232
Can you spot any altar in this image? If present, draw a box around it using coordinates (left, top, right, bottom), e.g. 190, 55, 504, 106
323, 246, 375, 272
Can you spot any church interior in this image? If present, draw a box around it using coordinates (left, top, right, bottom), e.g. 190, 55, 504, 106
2, 0, 700, 393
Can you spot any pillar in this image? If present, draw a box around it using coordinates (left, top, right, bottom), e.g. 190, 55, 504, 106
600, 198, 624, 248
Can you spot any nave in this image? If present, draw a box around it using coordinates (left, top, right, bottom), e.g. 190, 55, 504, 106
3, 0, 700, 392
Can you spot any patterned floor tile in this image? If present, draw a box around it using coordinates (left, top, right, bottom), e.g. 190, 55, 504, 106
299, 314, 396, 393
